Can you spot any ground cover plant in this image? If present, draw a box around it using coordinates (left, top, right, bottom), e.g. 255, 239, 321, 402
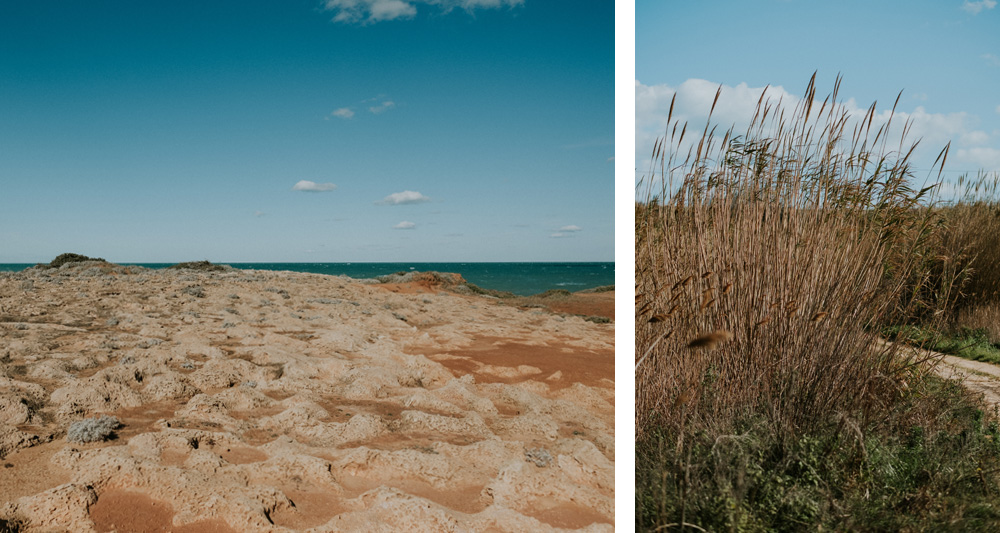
36, 253, 106, 269
166, 260, 230, 271
635, 74, 1000, 531
885, 323, 1000, 364
66, 415, 121, 444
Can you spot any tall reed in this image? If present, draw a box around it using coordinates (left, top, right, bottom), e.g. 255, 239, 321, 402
930, 173, 1000, 318
635, 74, 948, 439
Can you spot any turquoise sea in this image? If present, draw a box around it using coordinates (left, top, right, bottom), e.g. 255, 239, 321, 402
0, 262, 614, 297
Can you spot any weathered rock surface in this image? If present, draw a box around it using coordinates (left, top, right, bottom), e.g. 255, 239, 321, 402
0, 263, 614, 531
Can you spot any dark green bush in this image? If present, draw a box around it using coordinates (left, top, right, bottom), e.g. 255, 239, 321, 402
41, 253, 106, 268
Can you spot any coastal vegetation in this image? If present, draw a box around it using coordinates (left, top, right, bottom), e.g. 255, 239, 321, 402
166, 260, 231, 272
636, 75, 1000, 531
36, 253, 106, 269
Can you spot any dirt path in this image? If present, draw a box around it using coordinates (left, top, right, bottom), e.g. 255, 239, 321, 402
932, 353, 1000, 407
884, 338, 1000, 407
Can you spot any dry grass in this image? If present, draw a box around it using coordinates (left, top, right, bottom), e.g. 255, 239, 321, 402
930, 177, 1000, 316
636, 74, 949, 438
634, 74, 1000, 530
956, 303, 1000, 345
635, 73, 1000, 531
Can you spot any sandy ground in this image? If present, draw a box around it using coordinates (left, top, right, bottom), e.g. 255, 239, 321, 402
0, 262, 614, 532
932, 353, 1000, 406
881, 338, 1000, 407
512, 294, 614, 323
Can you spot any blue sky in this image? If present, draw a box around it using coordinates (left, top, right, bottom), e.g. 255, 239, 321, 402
635, 0, 1000, 196
0, 0, 613, 263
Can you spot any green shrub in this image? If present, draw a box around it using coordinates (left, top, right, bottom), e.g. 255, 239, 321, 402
166, 260, 229, 271
636, 376, 1000, 531
41, 253, 106, 268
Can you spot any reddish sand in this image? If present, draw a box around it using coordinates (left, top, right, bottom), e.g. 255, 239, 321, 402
530, 291, 615, 320
412, 336, 614, 390
90, 490, 237, 533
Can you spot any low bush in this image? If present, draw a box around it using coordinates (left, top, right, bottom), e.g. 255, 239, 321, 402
40, 253, 106, 269
167, 261, 229, 272
580, 285, 614, 293
67, 415, 120, 443
182, 286, 206, 298
535, 289, 572, 299
637, 375, 1000, 531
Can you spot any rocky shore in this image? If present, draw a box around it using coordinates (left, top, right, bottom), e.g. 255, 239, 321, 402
0, 260, 614, 532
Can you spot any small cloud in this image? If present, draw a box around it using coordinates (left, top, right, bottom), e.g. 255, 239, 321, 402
331, 107, 355, 119
911, 92, 928, 101
292, 180, 338, 192
552, 226, 582, 238
253, 210, 266, 217
378, 190, 430, 205
369, 100, 396, 114
394, 221, 416, 230
607, 156, 615, 162
961, 130, 991, 145
324, 0, 522, 25
963, 0, 997, 14
996, 105, 1000, 114
983, 53, 1000, 67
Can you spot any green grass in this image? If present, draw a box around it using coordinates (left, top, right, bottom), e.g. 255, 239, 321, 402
636, 376, 1000, 532
885, 324, 1000, 364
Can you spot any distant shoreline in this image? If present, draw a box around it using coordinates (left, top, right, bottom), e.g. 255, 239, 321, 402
0, 261, 614, 297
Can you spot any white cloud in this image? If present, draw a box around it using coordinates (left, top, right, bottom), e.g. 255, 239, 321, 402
559, 225, 582, 232
954, 147, 1000, 171
963, 0, 997, 14
550, 233, 565, 238
378, 190, 430, 205
961, 130, 991, 145
983, 53, 1000, 67
636, 77, 1000, 179
326, 0, 416, 23
996, 105, 1000, 114
253, 210, 266, 217
369, 100, 396, 114
292, 180, 338, 192
635, 78, 797, 172
331, 107, 355, 119
324, 0, 521, 24
394, 221, 416, 229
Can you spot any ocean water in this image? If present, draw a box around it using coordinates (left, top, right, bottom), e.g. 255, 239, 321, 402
0, 262, 614, 297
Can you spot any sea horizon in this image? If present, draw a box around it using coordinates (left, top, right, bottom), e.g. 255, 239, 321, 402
0, 261, 614, 297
